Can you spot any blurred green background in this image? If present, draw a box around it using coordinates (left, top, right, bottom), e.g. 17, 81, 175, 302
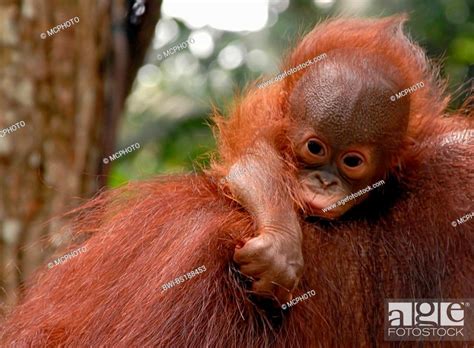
108, 0, 473, 187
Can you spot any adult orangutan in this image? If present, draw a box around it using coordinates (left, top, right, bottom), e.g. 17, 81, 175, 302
1, 16, 473, 347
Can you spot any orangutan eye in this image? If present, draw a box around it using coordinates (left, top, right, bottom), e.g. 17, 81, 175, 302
307, 139, 325, 156
343, 155, 363, 167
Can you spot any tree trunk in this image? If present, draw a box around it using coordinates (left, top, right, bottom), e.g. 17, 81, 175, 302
0, 0, 160, 313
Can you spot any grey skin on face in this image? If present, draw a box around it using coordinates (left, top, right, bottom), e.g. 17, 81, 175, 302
289, 49, 410, 219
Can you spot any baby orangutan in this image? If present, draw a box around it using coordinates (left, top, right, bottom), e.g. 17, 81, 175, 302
226, 49, 410, 304
2, 16, 471, 347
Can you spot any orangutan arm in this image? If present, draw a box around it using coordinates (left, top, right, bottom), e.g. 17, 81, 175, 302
224, 140, 304, 303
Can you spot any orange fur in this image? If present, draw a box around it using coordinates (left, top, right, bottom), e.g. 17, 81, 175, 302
1, 16, 472, 347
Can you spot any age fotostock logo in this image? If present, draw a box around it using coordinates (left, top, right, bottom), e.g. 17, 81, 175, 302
385, 299, 474, 341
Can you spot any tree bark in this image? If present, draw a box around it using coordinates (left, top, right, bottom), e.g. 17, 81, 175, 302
0, 0, 160, 313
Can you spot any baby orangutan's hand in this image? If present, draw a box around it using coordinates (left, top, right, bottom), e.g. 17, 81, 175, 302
233, 225, 304, 304
224, 140, 304, 304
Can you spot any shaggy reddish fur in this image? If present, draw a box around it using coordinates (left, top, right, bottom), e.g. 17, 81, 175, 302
1, 16, 473, 347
